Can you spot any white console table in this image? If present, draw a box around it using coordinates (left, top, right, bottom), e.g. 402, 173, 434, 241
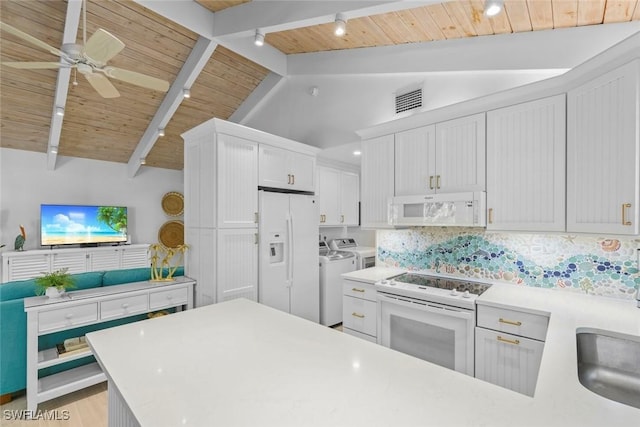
2, 244, 150, 283
23, 276, 195, 411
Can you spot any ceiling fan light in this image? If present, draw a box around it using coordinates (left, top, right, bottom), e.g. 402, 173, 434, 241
254, 30, 265, 47
183, 88, 191, 99
484, 0, 503, 17
55, 106, 65, 117
158, 128, 165, 137
334, 14, 347, 36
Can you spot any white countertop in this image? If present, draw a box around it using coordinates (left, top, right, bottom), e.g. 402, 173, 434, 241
342, 266, 404, 284
87, 289, 640, 426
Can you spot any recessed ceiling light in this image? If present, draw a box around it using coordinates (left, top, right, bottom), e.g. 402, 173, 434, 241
484, 0, 503, 17
353, 150, 361, 156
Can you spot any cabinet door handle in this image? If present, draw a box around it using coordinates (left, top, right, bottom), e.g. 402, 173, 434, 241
429, 176, 434, 190
291, 174, 295, 185
488, 208, 493, 224
351, 288, 365, 293
65, 313, 73, 319
254, 212, 259, 223
340, 215, 344, 223
497, 336, 520, 345
254, 233, 258, 244
352, 312, 365, 318
287, 174, 292, 184
436, 175, 441, 189
122, 303, 129, 309
622, 203, 632, 226
498, 317, 522, 326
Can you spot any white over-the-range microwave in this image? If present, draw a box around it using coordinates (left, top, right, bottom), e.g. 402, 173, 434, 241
388, 191, 486, 227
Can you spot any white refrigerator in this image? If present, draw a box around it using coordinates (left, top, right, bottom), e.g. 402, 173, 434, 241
259, 190, 319, 323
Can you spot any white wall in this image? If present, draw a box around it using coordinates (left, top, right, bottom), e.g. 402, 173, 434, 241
244, 70, 564, 149
0, 148, 183, 251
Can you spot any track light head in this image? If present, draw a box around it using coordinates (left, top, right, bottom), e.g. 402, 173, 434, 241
254, 30, 265, 46
55, 106, 65, 117
334, 13, 347, 36
158, 128, 165, 137
183, 88, 191, 99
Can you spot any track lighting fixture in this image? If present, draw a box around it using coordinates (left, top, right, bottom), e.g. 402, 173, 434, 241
183, 88, 191, 99
158, 128, 165, 137
51, 148, 58, 154
484, 0, 503, 17
140, 158, 147, 165
55, 106, 65, 117
254, 30, 265, 47
334, 13, 347, 36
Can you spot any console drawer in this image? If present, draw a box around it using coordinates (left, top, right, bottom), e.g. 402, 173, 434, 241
39, 303, 98, 333
149, 287, 188, 309
476, 305, 549, 341
100, 294, 149, 320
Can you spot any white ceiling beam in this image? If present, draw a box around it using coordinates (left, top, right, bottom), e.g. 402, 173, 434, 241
229, 72, 286, 125
46, 0, 82, 170
286, 21, 640, 75
127, 37, 218, 178
212, 1, 439, 37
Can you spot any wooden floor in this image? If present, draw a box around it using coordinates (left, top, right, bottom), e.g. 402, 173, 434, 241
0, 383, 107, 426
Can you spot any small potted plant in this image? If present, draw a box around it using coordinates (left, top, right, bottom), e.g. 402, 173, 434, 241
35, 268, 75, 299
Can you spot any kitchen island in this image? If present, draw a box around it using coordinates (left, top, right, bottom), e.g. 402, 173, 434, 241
87, 295, 639, 427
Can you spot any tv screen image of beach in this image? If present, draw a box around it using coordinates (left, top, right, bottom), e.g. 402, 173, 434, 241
41, 205, 128, 246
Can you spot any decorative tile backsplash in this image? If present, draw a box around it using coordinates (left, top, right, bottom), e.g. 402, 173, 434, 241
377, 228, 640, 300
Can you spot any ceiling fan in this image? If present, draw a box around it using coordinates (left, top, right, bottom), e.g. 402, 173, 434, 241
0, 1, 169, 98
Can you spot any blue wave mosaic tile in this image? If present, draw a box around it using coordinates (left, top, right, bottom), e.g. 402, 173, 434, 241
377, 229, 640, 300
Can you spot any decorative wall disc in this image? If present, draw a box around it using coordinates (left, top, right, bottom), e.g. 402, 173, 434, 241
161, 192, 184, 216
158, 220, 184, 248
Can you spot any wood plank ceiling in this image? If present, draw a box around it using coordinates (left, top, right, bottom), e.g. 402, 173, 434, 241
262, 0, 640, 54
0, 0, 267, 170
1, 0, 639, 171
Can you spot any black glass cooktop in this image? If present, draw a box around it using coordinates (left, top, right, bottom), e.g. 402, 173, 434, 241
390, 273, 492, 296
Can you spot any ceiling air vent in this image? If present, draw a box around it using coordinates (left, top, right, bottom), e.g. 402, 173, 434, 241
395, 87, 423, 114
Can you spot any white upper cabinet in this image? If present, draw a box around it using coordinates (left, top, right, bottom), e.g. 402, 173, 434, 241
259, 145, 316, 192
217, 134, 258, 228
394, 114, 485, 196
394, 125, 436, 195
361, 134, 395, 228
487, 95, 566, 232
317, 166, 359, 226
434, 113, 486, 193
567, 60, 640, 235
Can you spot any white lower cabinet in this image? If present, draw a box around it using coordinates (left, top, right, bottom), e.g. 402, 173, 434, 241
342, 279, 377, 341
475, 304, 548, 397
216, 229, 258, 303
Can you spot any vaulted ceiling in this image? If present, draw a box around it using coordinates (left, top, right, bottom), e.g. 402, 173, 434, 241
1, 0, 638, 174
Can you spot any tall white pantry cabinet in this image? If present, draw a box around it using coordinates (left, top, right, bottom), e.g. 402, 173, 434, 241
182, 118, 319, 307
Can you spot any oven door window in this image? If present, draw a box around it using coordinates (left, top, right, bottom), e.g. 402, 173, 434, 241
378, 296, 474, 376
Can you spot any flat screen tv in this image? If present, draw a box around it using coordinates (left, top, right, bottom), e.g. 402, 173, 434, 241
41, 204, 128, 246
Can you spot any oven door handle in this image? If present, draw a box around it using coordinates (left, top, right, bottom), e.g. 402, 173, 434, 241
376, 293, 474, 320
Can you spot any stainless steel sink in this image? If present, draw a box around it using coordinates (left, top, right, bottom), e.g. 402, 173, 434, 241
576, 329, 640, 409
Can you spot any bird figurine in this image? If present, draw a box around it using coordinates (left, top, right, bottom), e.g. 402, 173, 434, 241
14, 225, 26, 251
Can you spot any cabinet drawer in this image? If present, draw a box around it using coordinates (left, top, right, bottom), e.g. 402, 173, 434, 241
39, 303, 98, 333
477, 305, 549, 341
149, 287, 188, 309
343, 280, 377, 302
100, 294, 149, 320
342, 296, 377, 336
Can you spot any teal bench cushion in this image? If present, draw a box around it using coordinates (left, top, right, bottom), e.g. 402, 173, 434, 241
102, 266, 184, 286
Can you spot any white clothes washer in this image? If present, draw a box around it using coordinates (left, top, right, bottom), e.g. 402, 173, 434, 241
328, 238, 376, 270
319, 241, 356, 326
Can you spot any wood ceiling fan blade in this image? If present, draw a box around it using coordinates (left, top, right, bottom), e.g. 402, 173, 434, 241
84, 72, 120, 98
104, 66, 169, 92
1, 61, 63, 69
83, 29, 125, 65
0, 21, 65, 57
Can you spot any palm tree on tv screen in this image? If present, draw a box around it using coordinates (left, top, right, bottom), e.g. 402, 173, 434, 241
97, 207, 127, 234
